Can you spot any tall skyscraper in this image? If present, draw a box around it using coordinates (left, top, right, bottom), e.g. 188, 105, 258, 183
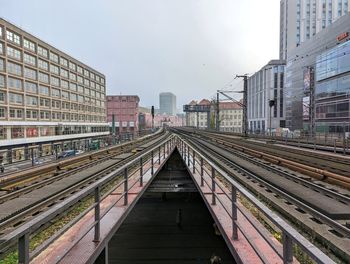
159, 92, 176, 115
280, 0, 349, 59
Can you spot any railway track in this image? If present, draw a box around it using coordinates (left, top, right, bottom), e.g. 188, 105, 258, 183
0, 131, 169, 237
184, 129, 350, 188
0, 130, 164, 191
174, 129, 350, 262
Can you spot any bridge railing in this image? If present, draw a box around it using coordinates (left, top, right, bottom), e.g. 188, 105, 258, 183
0, 136, 176, 264
177, 136, 335, 264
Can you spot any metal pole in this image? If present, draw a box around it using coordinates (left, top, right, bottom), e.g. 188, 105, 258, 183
232, 186, 238, 240
283, 233, 293, 264
211, 166, 216, 205
187, 145, 190, 166
151, 150, 154, 175
124, 167, 128, 205
200, 157, 204, 187
18, 233, 30, 264
93, 187, 101, 242
192, 150, 195, 173
216, 92, 220, 131
158, 146, 161, 164
140, 157, 143, 187
31, 148, 34, 166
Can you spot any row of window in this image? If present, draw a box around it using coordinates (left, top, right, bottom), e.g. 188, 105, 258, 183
0, 27, 105, 84
0, 125, 109, 140
0, 107, 106, 122
0, 74, 105, 104
0, 56, 105, 93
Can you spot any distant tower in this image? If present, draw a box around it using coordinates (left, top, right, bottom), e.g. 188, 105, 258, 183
159, 92, 176, 115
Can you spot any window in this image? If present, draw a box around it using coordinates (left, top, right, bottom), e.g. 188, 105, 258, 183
38, 72, 49, 83
84, 78, 90, 87
90, 72, 95, 80
11, 127, 24, 138
24, 53, 36, 66
40, 111, 50, 119
60, 68, 68, 78
51, 88, 60, 97
50, 64, 59, 75
39, 85, 49, 96
25, 82, 38, 93
38, 46, 48, 58
7, 46, 21, 60
69, 72, 76, 81
70, 93, 77, 101
90, 81, 95, 89
24, 67, 37, 80
0, 42, 3, 54
50, 76, 60, 87
0, 58, 3, 72
69, 82, 77, 91
26, 111, 38, 120
69, 61, 76, 71
6, 30, 20, 45
84, 69, 89, 77
84, 88, 90, 95
49, 52, 59, 63
77, 75, 83, 83
7, 61, 22, 76
0, 108, 5, 119
0, 75, 4, 87
26, 96, 38, 106
60, 57, 68, 67
23, 39, 35, 52
8, 77, 22, 90
61, 79, 68, 89
77, 66, 83, 74
78, 85, 84, 93
0, 91, 5, 102
62, 90, 69, 99
40, 98, 50, 107
0, 27, 2, 37
38, 59, 48, 70
9, 93, 23, 104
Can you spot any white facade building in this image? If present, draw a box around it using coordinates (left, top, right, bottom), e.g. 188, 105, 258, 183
185, 99, 243, 132
280, 0, 349, 59
247, 60, 286, 133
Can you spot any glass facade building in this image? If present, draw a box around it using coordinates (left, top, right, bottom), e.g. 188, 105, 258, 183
315, 40, 350, 132
285, 13, 350, 132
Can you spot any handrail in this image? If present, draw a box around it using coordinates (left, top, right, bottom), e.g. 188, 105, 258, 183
0, 135, 176, 264
177, 136, 335, 264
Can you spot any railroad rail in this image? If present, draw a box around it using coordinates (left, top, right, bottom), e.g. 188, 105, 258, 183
0, 128, 164, 190
173, 129, 350, 262
0, 136, 176, 264
202, 128, 350, 154
183, 128, 350, 189
0, 130, 169, 237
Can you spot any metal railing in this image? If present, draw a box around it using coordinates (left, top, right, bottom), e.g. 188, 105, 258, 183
177, 136, 335, 264
0, 136, 176, 264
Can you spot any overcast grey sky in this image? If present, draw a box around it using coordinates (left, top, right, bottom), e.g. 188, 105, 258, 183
0, 0, 280, 109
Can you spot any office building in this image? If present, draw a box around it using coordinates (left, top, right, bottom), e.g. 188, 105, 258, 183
285, 13, 350, 132
159, 92, 176, 115
280, 0, 349, 59
0, 18, 108, 161
247, 60, 286, 133
107, 95, 139, 137
315, 35, 350, 133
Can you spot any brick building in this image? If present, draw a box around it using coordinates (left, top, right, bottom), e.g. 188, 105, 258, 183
107, 95, 139, 137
